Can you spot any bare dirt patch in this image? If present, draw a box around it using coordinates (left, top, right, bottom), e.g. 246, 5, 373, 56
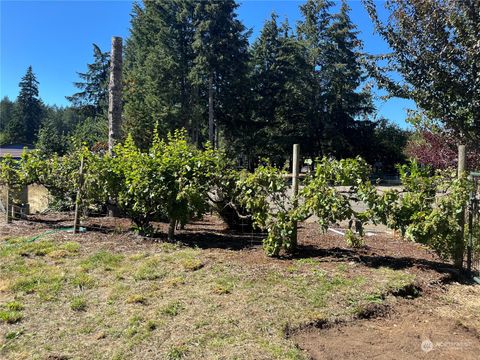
294, 295, 480, 360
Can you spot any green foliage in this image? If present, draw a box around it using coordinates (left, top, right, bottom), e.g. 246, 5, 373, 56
106, 129, 220, 236
237, 163, 297, 256
0, 310, 23, 324
364, 0, 480, 143
300, 157, 374, 233
6, 66, 44, 144
66, 43, 110, 118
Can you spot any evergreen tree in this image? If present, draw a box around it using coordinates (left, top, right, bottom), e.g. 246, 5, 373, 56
124, 0, 198, 148
323, 0, 373, 157
123, 0, 249, 149
297, 0, 333, 156
0, 97, 16, 144
8, 66, 44, 144
250, 14, 312, 164
190, 0, 250, 148
66, 44, 110, 118
298, 0, 373, 157
364, 0, 480, 145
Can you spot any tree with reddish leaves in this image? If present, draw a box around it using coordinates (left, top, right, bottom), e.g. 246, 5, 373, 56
406, 128, 480, 170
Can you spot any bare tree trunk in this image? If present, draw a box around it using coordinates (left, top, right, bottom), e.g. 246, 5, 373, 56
208, 73, 215, 147
108, 36, 123, 217
168, 219, 176, 242
108, 36, 123, 155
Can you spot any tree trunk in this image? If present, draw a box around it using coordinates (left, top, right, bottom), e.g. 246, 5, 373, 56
168, 219, 176, 242
108, 36, 123, 217
208, 73, 215, 147
108, 36, 123, 155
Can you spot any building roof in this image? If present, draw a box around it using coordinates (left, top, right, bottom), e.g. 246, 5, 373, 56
0, 144, 33, 159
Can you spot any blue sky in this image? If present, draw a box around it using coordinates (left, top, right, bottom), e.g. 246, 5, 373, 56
0, 0, 415, 128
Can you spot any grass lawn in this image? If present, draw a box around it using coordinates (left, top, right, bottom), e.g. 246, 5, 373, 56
0, 228, 417, 360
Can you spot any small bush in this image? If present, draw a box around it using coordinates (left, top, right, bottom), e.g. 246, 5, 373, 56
345, 229, 364, 248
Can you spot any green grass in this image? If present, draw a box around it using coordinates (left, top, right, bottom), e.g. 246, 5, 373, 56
70, 295, 87, 311
161, 301, 184, 317
0, 310, 23, 324
81, 250, 124, 271
0, 232, 420, 360
132, 257, 166, 281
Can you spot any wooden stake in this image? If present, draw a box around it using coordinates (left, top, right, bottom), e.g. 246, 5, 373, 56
5, 186, 11, 224
73, 156, 84, 234
291, 144, 300, 247
458, 144, 466, 178
455, 144, 466, 269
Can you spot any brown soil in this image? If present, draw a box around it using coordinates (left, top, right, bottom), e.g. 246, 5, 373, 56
294, 296, 480, 360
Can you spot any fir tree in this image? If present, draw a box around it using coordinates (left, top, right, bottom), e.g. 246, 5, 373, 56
250, 14, 312, 164
8, 66, 44, 144
66, 44, 110, 118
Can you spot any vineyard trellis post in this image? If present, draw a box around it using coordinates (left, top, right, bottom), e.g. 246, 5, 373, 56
5, 186, 11, 224
455, 144, 466, 269
291, 144, 300, 247
73, 156, 84, 234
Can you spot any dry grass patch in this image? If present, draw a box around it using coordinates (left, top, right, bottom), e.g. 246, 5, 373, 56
0, 231, 424, 360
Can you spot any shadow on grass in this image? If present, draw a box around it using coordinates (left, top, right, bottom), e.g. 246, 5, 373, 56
22, 214, 473, 283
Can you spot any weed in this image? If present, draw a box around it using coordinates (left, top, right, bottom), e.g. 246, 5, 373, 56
161, 301, 184, 317
212, 277, 235, 294
133, 258, 165, 281
70, 272, 96, 289
81, 250, 123, 271
126, 294, 147, 305
5, 301, 24, 311
167, 345, 187, 360
70, 296, 87, 311
62, 242, 81, 253
5, 330, 24, 340
180, 258, 203, 271
345, 229, 364, 248
0, 310, 23, 324
146, 320, 157, 331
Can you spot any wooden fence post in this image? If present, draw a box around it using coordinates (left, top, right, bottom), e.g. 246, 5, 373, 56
5, 186, 11, 224
455, 144, 466, 269
73, 156, 84, 234
291, 144, 300, 247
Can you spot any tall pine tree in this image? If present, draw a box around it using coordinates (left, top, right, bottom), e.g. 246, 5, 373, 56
124, 0, 197, 148
250, 14, 312, 164
298, 0, 373, 158
123, 0, 249, 149
66, 44, 110, 118
7, 66, 43, 144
